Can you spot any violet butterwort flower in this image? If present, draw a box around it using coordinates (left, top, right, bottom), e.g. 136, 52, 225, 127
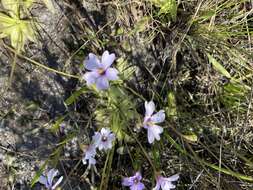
93, 128, 115, 151
143, 101, 165, 144
39, 169, 63, 190
83, 51, 119, 90
153, 174, 179, 190
122, 172, 145, 190
82, 143, 97, 167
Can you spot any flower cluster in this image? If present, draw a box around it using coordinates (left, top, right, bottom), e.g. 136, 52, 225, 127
82, 51, 178, 189
83, 52, 166, 144
38, 51, 179, 190
82, 128, 115, 168
122, 172, 179, 190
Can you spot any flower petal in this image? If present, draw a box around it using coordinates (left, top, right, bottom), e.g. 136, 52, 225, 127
52, 176, 63, 190
96, 76, 109, 90
147, 125, 163, 144
84, 53, 100, 70
147, 128, 155, 144
153, 182, 161, 190
89, 157, 96, 165
103, 142, 112, 150
84, 144, 96, 161
151, 110, 165, 124
83, 71, 99, 86
152, 125, 163, 140
134, 182, 145, 190
145, 101, 155, 116
161, 180, 175, 190
122, 177, 134, 186
101, 128, 111, 136
135, 172, 142, 181
101, 50, 116, 69
109, 133, 115, 141
47, 169, 58, 186
38, 175, 47, 185
166, 174, 179, 182
105, 68, 119, 80
92, 132, 101, 147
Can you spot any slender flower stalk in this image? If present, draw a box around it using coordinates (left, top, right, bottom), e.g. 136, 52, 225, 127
127, 125, 157, 173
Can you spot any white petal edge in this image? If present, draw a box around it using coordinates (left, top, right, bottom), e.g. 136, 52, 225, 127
52, 176, 63, 190
145, 101, 155, 116
101, 50, 116, 69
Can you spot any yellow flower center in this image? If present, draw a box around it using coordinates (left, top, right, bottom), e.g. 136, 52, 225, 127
98, 68, 106, 75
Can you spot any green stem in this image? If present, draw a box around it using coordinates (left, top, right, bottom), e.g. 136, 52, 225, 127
127, 126, 157, 173
3, 43, 80, 79
8, 49, 18, 88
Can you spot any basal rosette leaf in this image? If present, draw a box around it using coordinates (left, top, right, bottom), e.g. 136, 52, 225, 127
1, 0, 19, 17
0, 12, 37, 50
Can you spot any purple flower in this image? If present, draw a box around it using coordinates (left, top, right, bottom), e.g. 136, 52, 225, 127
83, 51, 119, 90
122, 172, 145, 190
153, 174, 179, 190
143, 101, 165, 144
38, 169, 63, 190
82, 143, 97, 167
93, 128, 115, 151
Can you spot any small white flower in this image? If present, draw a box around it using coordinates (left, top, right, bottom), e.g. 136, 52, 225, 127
143, 101, 165, 144
93, 128, 115, 151
38, 169, 63, 190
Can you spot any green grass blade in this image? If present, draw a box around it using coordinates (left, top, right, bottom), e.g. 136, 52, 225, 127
204, 162, 253, 182
207, 53, 231, 78
30, 161, 48, 187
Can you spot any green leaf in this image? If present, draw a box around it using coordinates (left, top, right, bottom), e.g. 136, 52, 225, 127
0, 12, 37, 50
159, 0, 177, 20
23, 0, 34, 8
111, 112, 124, 141
130, 16, 150, 35
1, 0, 35, 16
50, 115, 66, 133
117, 57, 136, 80
182, 134, 198, 142
150, 0, 177, 21
205, 162, 253, 182
1, 0, 19, 17
64, 86, 89, 105
166, 91, 177, 119
30, 161, 48, 187
207, 53, 231, 78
